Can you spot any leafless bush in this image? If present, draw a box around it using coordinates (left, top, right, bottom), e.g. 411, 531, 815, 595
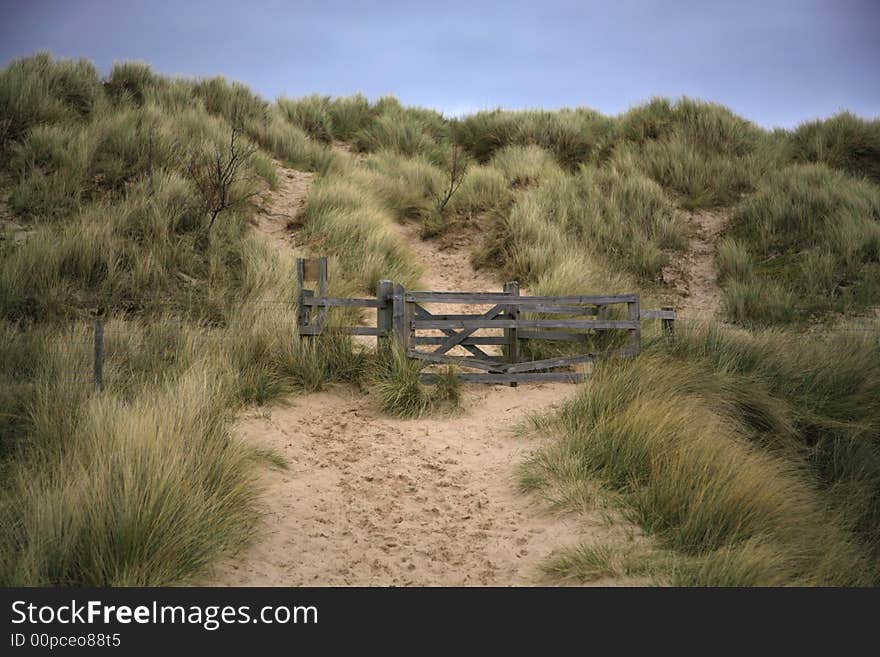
188, 123, 260, 240
431, 143, 468, 214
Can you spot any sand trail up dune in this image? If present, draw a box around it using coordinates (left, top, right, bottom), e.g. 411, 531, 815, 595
207, 163, 640, 586
671, 209, 730, 319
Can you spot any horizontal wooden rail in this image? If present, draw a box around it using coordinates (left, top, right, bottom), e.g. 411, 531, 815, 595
640, 309, 676, 320
412, 336, 508, 346
406, 292, 638, 305
301, 297, 385, 308
399, 300, 604, 316
505, 353, 599, 373
420, 372, 585, 384
518, 303, 599, 315
407, 350, 505, 372
519, 330, 591, 342
411, 347, 636, 374
299, 326, 388, 336
412, 319, 639, 331
505, 348, 637, 373
409, 312, 508, 321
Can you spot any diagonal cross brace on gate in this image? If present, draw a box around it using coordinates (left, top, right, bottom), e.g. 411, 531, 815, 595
431, 304, 506, 355
412, 305, 502, 362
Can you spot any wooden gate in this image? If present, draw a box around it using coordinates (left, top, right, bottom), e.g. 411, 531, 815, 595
295, 257, 675, 384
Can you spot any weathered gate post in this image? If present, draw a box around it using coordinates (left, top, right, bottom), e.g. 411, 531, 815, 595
661, 305, 675, 343
316, 257, 328, 330
392, 283, 408, 349
627, 296, 641, 355
504, 281, 520, 387
296, 257, 328, 336
295, 258, 310, 332
376, 279, 393, 355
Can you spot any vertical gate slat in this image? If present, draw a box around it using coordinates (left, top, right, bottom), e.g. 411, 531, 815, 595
295, 258, 313, 333
661, 305, 675, 343
376, 280, 393, 354
392, 283, 407, 347
316, 256, 328, 332
627, 297, 641, 356
504, 281, 520, 387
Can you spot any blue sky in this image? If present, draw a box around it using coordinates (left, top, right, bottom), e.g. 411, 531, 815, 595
2, 0, 878, 128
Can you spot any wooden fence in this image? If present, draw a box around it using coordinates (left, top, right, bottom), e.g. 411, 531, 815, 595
296, 257, 675, 384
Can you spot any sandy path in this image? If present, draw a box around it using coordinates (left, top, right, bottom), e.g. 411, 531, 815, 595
392, 221, 499, 302
673, 209, 730, 319
251, 164, 314, 251
214, 387, 611, 586
390, 220, 510, 358
207, 162, 629, 586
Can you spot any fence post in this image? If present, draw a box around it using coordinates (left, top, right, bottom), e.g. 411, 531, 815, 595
392, 283, 407, 348
627, 296, 641, 356
661, 305, 675, 344
316, 256, 328, 331
93, 317, 104, 392
296, 258, 307, 330
504, 281, 520, 387
405, 297, 416, 352
376, 280, 393, 355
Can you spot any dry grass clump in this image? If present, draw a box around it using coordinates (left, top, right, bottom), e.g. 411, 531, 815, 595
720, 163, 880, 324
789, 112, 880, 184
524, 323, 880, 585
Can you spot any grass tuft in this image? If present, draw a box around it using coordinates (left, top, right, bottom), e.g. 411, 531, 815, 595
721, 163, 880, 323
371, 347, 461, 418
524, 338, 878, 585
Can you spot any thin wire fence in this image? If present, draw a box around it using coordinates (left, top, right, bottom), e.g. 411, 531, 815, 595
6, 309, 879, 391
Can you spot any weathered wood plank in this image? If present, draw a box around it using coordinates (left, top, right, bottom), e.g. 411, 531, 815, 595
301, 257, 322, 281
627, 298, 641, 356
316, 257, 328, 329
347, 326, 387, 336
504, 281, 520, 387
392, 283, 406, 345
518, 330, 590, 342
299, 325, 388, 336
411, 305, 497, 359
505, 353, 599, 373
433, 305, 506, 354
640, 309, 676, 320
408, 350, 506, 372
518, 303, 599, 315
406, 292, 638, 304
416, 307, 600, 321
504, 348, 638, 374
420, 372, 585, 384
661, 305, 675, 343
295, 258, 307, 330
376, 280, 393, 354
408, 312, 508, 321
412, 336, 508, 346
413, 319, 639, 330
404, 299, 416, 349
297, 289, 313, 329
302, 297, 385, 308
